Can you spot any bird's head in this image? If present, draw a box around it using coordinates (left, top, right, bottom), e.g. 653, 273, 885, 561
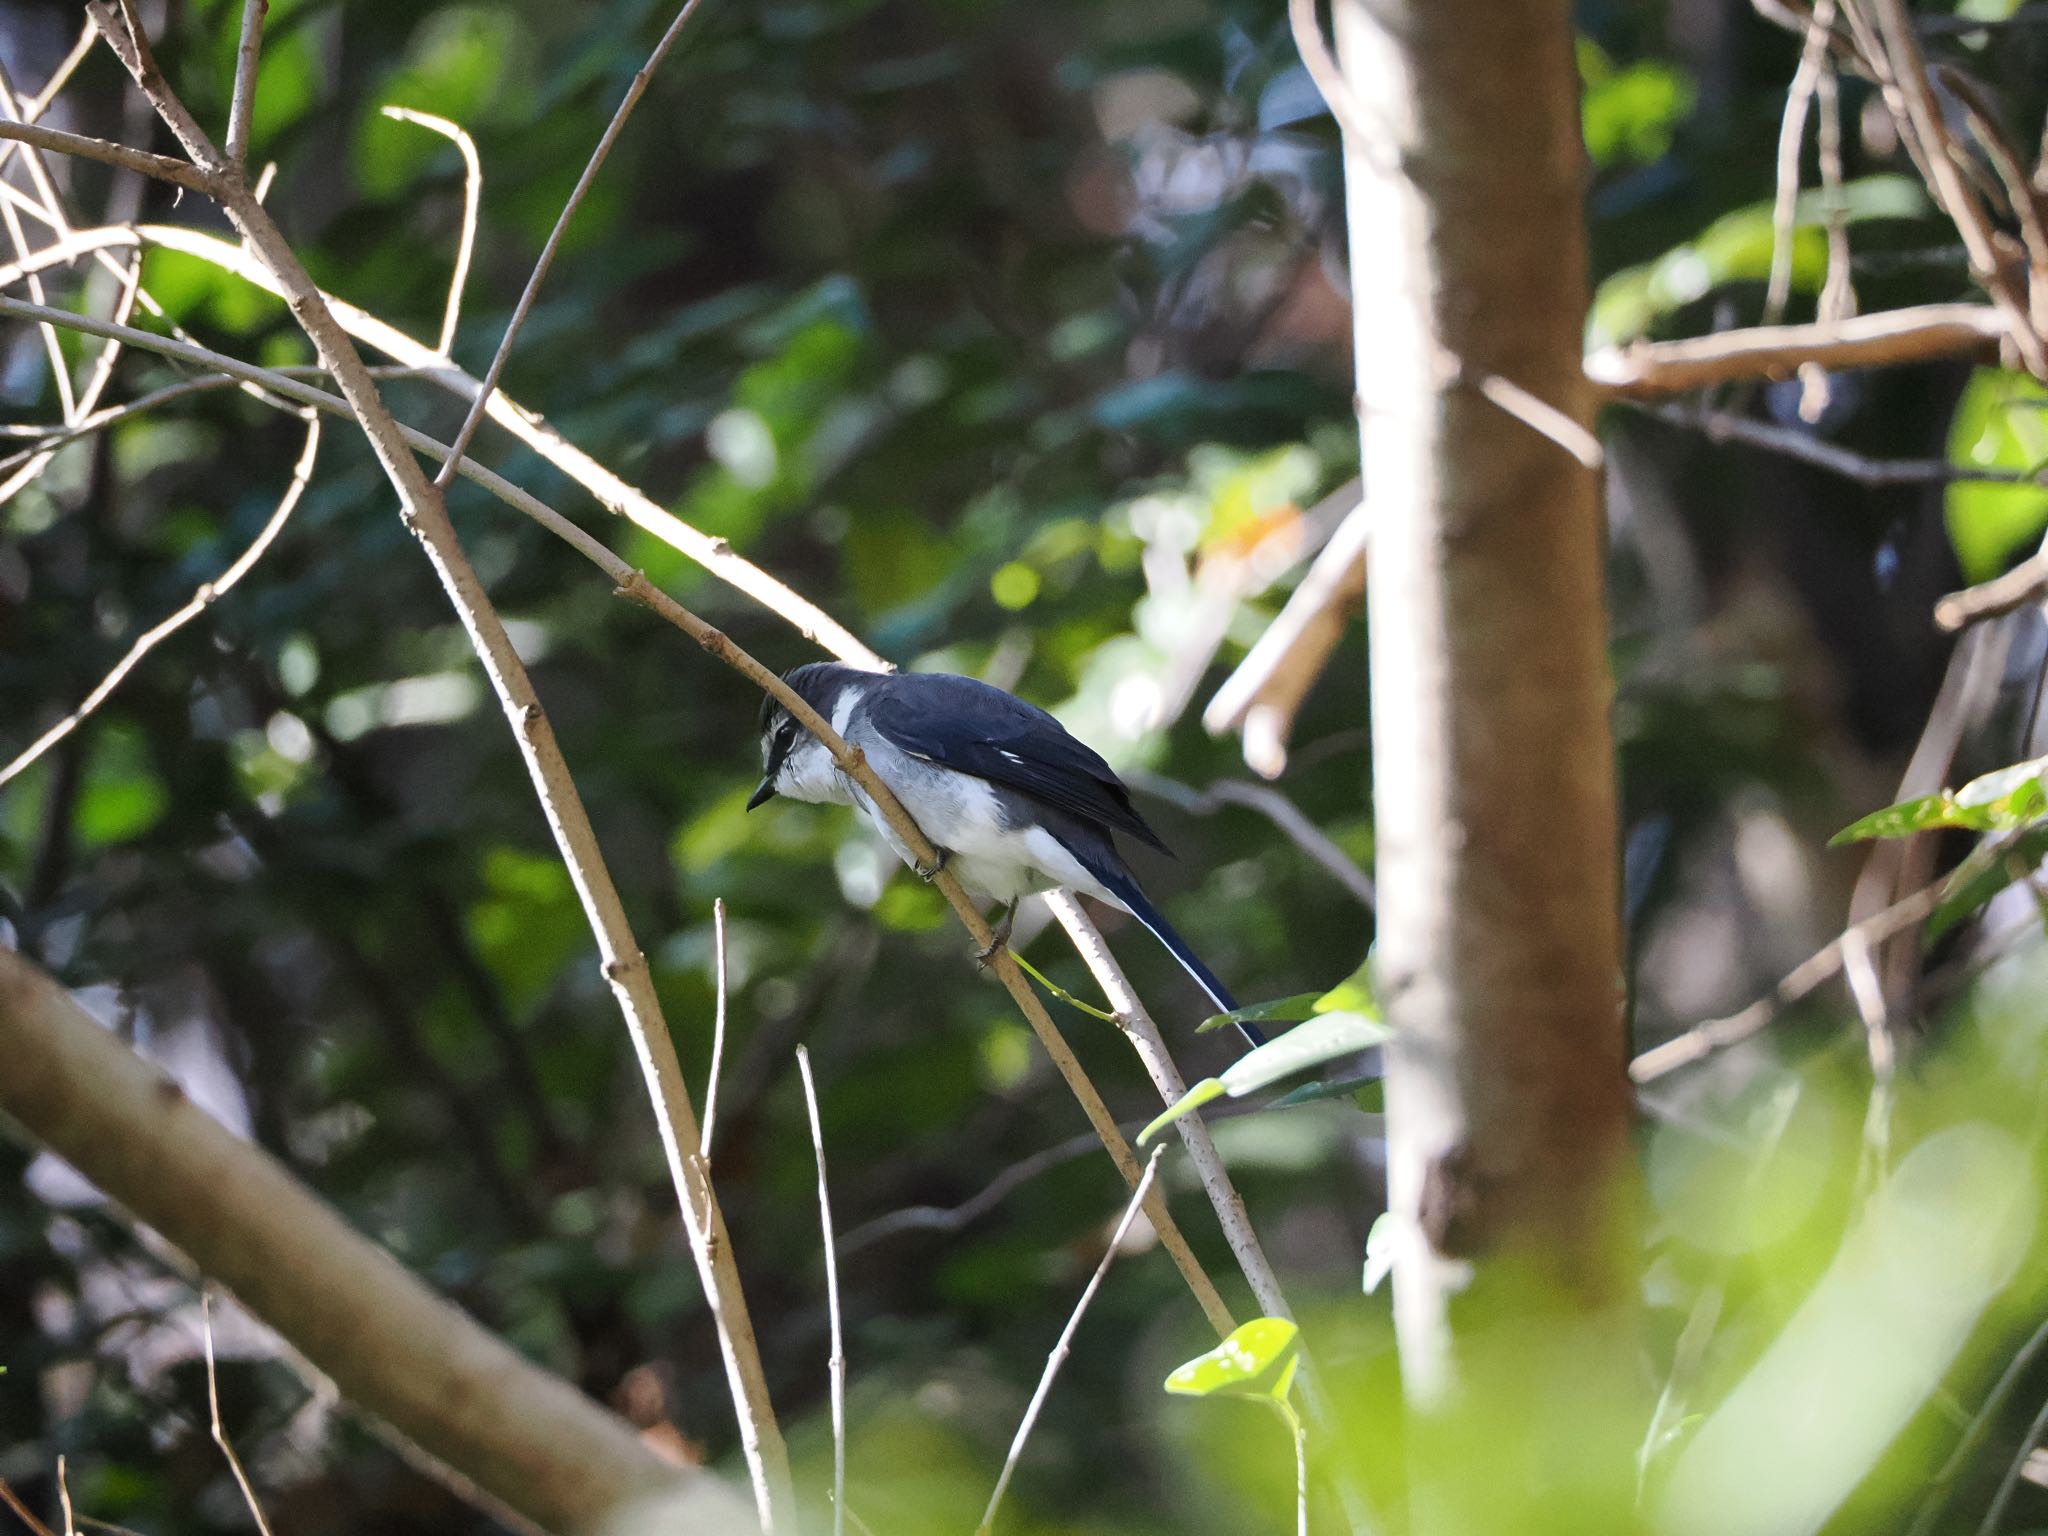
747, 663, 870, 810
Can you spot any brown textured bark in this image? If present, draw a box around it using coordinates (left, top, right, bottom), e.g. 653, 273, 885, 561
1329, 0, 1639, 1522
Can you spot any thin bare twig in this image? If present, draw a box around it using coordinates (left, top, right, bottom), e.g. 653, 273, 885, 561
1640, 400, 2032, 487
54, 1462, 73, 1536
0, 413, 321, 789
0, 1474, 59, 1536
1126, 769, 1375, 907
1937, 552, 2048, 629
225, 0, 267, 170
0, 251, 141, 506
0, 94, 76, 424
0, 57, 82, 239
0, 362, 423, 476
1044, 896, 1374, 1536
379, 107, 480, 357
1468, 367, 1604, 470
795, 1046, 847, 1536
1627, 830, 2038, 1081
202, 1294, 277, 1536
433, 0, 707, 490
977, 1148, 1165, 1536
839, 1132, 1102, 1253
1800, 44, 1855, 419
0, 301, 590, 558
1586, 303, 2006, 396
22, 20, 96, 124
0, 119, 211, 194
1937, 65, 2048, 335
1764, 0, 1838, 327
703, 897, 731, 1157
1285, 0, 1385, 159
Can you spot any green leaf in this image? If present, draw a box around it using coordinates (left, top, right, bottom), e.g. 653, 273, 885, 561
1579, 42, 1696, 169
1312, 958, 1376, 1017
1148, 1012, 1391, 1141
1831, 792, 1983, 845
1138, 1078, 1226, 1145
1930, 825, 2048, 942
1163, 1317, 1301, 1402
1267, 1074, 1386, 1112
1946, 368, 2048, 582
1196, 992, 1327, 1034
1219, 1012, 1391, 1099
1956, 759, 2048, 823
1832, 759, 2048, 845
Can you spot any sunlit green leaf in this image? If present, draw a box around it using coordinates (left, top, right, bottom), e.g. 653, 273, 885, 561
1830, 792, 1984, 845
1833, 759, 2048, 845
1164, 1317, 1301, 1402
1313, 958, 1376, 1016
1946, 369, 2048, 582
1138, 1077, 1226, 1145
1580, 40, 1695, 168
1219, 1012, 1389, 1098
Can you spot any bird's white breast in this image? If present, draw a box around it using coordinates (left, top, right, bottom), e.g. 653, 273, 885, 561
844, 722, 1118, 909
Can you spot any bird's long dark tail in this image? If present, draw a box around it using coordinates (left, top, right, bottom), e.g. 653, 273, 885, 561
1093, 869, 1265, 1049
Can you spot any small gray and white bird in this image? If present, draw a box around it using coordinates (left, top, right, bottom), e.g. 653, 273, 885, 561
747, 663, 1258, 1043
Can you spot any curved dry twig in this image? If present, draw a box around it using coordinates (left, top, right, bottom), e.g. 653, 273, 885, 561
379, 107, 481, 357
1126, 768, 1375, 907
0, 413, 321, 790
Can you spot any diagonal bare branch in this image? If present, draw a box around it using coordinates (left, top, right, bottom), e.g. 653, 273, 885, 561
79, 3, 796, 1521
0, 118, 212, 194
380, 107, 480, 357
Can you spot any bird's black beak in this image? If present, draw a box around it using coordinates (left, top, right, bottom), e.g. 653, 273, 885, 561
746, 779, 777, 811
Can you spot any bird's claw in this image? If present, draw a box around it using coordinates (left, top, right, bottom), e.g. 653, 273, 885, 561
916, 849, 950, 883
974, 905, 1016, 969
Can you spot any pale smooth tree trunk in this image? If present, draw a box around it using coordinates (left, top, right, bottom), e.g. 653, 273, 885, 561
1330, 0, 1639, 1522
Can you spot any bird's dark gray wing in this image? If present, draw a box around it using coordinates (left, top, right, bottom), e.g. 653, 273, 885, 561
864, 674, 1169, 852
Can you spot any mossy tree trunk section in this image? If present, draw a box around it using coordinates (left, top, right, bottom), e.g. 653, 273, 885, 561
1330, 0, 1639, 1521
